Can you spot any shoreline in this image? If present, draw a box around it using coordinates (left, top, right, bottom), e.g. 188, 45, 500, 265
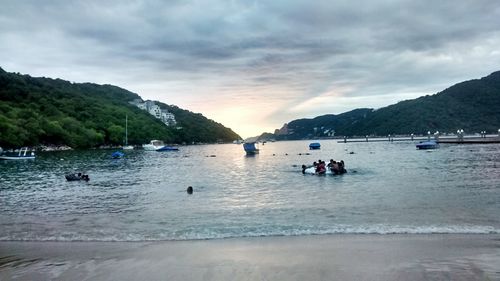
1, 234, 499, 280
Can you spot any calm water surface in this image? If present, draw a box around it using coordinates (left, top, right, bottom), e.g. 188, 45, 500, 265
0, 140, 499, 241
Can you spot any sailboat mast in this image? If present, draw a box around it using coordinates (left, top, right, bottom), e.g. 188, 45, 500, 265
125, 114, 128, 146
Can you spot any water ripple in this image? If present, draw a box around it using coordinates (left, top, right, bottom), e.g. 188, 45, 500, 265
1, 141, 499, 241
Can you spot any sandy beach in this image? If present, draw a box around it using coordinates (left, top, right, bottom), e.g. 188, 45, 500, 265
1, 234, 499, 280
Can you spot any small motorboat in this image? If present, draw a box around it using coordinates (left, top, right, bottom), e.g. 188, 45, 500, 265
243, 142, 259, 155
143, 140, 179, 151
143, 140, 165, 151
65, 173, 90, 181
111, 151, 125, 159
416, 140, 439, 150
0, 147, 35, 160
156, 146, 179, 151
309, 142, 321, 150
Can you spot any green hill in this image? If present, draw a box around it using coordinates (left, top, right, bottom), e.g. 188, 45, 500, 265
269, 71, 500, 140
0, 67, 241, 148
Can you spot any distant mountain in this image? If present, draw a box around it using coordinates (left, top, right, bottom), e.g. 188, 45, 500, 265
266, 71, 500, 140
0, 67, 241, 148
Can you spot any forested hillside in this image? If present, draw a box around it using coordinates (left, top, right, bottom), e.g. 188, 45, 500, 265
269, 71, 500, 140
0, 67, 240, 148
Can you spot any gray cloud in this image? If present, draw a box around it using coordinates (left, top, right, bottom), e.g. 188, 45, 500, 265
1, 0, 499, 136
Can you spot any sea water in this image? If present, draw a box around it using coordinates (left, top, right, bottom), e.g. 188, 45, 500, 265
0, 140, 499, 241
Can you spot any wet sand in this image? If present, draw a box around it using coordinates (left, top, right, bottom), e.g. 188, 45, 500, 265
1, 234, 499, 281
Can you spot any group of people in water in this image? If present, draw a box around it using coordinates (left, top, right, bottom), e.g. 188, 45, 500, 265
65, 172, 90, 181
302, 159, 347, 175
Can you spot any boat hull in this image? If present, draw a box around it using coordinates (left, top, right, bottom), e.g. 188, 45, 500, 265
142, 140, 178, 151
309, 142, 321, 150
156, 146, 179, 151
111, 151, 125, 159
142, 145, 158, 151
245, 150, 259, 155
243, 142, 259, 155
0, 155, 35, 160
416, 141, 439, 149
0, 148, 35, 160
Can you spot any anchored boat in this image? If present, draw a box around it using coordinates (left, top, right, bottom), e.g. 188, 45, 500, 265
111, 151, 125, 159
156, 146, 179, 151
416, 140, 439, 150
243, 142, 259, 155
123, 114, 134, 150
309, 142, 321, 150
142, 140, 179, 151
0, 147, 35, 160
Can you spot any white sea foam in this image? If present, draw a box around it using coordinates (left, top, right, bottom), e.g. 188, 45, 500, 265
0, 224, 498, 242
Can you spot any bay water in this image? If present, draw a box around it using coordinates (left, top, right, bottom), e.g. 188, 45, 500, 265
1, 140, 499, 241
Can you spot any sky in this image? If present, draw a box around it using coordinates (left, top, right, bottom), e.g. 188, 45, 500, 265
1, 1, 499, 138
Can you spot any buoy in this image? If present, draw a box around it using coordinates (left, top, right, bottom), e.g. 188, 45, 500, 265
187, 186, 193, 194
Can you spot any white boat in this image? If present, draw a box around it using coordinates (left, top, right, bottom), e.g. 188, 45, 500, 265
143, 140, 165, 151
0, 147, 35, 160
143, 140, 179, 151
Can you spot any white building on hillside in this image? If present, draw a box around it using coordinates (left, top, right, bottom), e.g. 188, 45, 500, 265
162, 112, 177, 126
129, 100, 177, 126
150, 104, 162, 119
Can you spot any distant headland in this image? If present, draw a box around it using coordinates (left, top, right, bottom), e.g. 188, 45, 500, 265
256, 71, 500, 141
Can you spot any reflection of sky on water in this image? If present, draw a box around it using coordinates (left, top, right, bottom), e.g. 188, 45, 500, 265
0, 141, 499, 241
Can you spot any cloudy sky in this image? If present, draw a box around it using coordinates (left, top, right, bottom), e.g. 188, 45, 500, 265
1, 0, 499, 137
